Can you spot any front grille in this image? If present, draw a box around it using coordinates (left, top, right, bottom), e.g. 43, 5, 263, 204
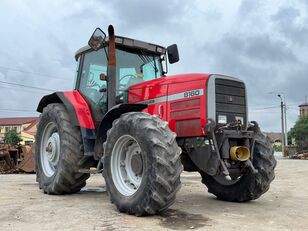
215, 78, 246, 125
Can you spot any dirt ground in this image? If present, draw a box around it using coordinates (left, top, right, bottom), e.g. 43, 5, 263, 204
0, 159, 307, 231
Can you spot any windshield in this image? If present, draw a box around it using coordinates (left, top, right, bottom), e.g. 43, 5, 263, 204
116, 48, 163, 92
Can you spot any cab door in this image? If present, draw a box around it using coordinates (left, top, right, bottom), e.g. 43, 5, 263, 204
77, 49, 108, 129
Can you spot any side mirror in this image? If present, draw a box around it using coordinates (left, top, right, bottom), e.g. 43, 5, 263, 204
88, 28, 106, 51
167, 44, 179, 64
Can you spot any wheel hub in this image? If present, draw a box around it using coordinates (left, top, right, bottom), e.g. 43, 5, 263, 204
46, 133, 60, 165
131, 154, 143, 175
40, 122, 60, 177
110, 135, 144, 196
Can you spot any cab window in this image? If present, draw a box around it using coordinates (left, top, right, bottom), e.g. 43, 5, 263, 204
79, 49, 107, 105
116, 48, 162, 100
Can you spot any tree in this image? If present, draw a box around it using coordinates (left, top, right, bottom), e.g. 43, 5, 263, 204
4, 129, 21, 146
288, 116, 308, 150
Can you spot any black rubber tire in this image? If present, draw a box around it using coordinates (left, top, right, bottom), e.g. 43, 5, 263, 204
103, 112, 183, 216
200, 129, 277, 202
35, 103, 93, 194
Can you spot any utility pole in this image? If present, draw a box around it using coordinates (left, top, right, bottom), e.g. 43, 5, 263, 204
278, 94, 285, 157
284, 95, 288, 147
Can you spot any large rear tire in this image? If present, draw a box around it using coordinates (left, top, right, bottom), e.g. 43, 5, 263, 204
35, 103, 93, 194
103, 112, 183, 216
200, 129, 276, 202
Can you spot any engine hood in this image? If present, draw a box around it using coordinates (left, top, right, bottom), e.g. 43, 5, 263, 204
129, 73, 210, 90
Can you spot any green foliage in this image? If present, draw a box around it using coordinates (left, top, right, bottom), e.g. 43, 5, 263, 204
273, 143, 282, 152
4, 129, 21, 146
287, 131, 293, 145
289, 116, 308, 150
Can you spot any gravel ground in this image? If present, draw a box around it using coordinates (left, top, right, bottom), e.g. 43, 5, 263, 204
0, 159, 307, 231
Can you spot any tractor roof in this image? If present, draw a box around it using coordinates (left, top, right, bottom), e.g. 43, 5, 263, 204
75, 35, 166, 61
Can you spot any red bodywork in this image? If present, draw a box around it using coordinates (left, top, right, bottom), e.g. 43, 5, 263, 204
129, 73, 210, 137
62, 73, 210, 138
63, 91, 95, 129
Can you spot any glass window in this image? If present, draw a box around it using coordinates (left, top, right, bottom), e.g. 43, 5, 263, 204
116, 48, 162, 100
5, 127, 9, 132
78, 47, 163, 105
73, 57, 80, 89
79, 49, 108, 105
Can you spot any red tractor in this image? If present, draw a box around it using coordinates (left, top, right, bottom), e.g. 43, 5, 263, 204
35, 25, 276, 216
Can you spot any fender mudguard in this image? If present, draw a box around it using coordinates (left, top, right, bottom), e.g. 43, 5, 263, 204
94, 103, 147, 158
37, 91, 96, 156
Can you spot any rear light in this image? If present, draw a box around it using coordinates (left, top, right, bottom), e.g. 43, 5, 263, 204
236, 116, 244, 124
218, 115, 227, 124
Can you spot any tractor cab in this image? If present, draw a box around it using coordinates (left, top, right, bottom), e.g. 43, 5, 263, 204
73, 28, 179, 126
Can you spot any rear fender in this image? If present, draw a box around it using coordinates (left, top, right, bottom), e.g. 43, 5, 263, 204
37, 91, 96, 156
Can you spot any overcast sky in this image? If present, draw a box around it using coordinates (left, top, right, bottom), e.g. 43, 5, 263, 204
0, 0, 307, 132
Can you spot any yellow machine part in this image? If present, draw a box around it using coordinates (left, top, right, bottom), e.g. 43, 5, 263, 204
230, 146, 250, 161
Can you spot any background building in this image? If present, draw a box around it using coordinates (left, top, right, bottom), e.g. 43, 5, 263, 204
265, 132, 282, 144
299, 102, 308, 118
0, 117, 39, 145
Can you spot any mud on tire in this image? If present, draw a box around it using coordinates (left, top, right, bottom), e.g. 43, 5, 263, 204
35, 103, 93, 194
200, 128, 277, 202
103, 112, 183, 216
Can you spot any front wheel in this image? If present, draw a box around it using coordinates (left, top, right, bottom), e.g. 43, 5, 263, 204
103, 112, 183, 216
200, 129, 277, 202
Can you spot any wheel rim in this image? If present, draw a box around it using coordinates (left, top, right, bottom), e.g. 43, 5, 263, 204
40, 122, 60, 177
110, 135, 143, 196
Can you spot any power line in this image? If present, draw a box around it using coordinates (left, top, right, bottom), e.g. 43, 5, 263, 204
0, 80, 56, 92
0, 65, 71, 80
0, 84, 53, 94
0, 108, 37, 113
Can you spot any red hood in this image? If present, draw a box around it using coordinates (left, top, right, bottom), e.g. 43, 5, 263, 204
129, 73, 210, 89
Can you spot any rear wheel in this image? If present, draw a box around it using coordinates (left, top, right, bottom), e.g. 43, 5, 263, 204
103, 112, 183, 216
35, 103, 93, 194
200, 129, 276, 201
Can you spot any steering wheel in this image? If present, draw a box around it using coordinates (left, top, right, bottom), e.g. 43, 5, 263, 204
119, 74, 138, 82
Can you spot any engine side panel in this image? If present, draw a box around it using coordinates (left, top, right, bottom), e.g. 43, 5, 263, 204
128, 73, 210, 137
167, 79, 207, 137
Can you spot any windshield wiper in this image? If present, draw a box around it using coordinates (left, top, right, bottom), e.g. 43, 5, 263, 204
138, 51, 158, 75
152, 55, 158, 76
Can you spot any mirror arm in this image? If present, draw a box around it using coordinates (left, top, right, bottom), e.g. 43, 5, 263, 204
162, 54, 168, 76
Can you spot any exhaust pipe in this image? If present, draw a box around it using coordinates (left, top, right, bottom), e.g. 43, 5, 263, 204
230, 146, 250, 161
107, 25, 117, 110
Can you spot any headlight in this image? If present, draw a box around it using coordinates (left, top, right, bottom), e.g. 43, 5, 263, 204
235, 116, 244, 124
218, 115, 227, 124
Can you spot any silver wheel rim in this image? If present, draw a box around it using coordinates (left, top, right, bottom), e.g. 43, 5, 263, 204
110, 135, 143, 196
40, 122, 60, 177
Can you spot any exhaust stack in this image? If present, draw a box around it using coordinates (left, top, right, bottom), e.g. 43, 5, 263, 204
107, 25, 117, 110
230, 146, 250, 161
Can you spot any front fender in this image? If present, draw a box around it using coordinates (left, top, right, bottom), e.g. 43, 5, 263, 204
94, 103, 147, 158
